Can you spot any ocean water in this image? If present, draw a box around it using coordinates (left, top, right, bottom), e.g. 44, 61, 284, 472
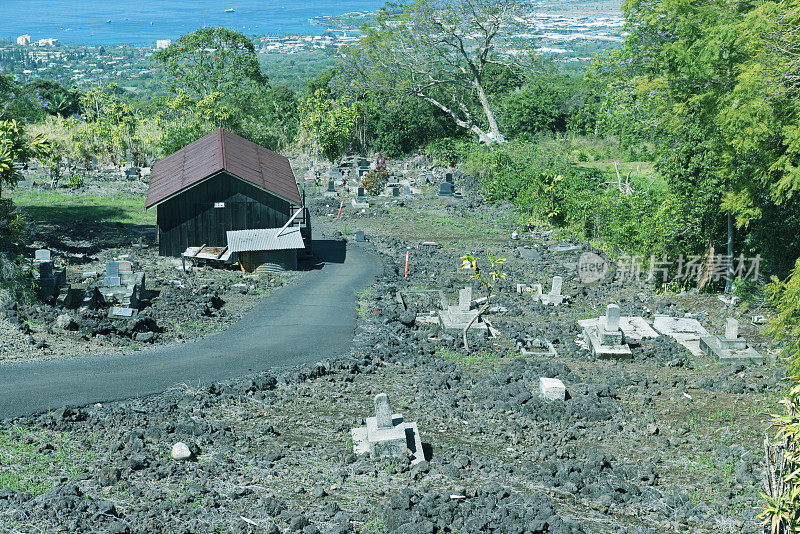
3, 0, 384, 45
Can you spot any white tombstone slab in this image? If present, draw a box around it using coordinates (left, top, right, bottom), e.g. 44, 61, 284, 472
458, 287, 472, 311
725, 318, 738, 340
550, 276, 563, 296
605, 304, 620, 332
539, 377, 566, 401
653, 316, 709, 356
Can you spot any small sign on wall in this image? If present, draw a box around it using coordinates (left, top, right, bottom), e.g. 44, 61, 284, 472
214, 202, 225, 208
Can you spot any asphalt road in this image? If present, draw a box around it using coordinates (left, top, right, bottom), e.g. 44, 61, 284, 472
0, 240, 379, 419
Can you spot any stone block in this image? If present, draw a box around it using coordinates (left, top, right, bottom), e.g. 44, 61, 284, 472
518, 247, 541, 261
605, 304, 620, 331
437, 182, 454, 197
583, 326, 632, 359
539, 377, 566, 401
35, 249, 51, 262
553, 244, 582, 254
374, 393, 392, 429
550, 276, 563, 296
109, 306, 137, 319
579, 316, 659, 342
700, 335, 763, 364
458, 287, 472, 311
438, 308, 489, 333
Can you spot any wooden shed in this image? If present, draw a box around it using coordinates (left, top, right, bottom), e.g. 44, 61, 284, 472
145, 128, 310, 269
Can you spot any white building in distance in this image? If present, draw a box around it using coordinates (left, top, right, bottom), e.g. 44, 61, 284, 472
156, 40, 171, 50
16, 35, 31, 45
36, 38, 59, 46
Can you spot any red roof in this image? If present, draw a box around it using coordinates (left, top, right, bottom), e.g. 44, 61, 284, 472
145, 128, 302, 209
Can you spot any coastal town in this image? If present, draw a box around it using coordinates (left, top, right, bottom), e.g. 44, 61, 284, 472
0, 5, 625, 90
0, 33, 359, 90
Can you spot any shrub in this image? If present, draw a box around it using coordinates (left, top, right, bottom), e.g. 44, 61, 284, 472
67, 172, 84, 188
0, 252, 33, 306
361, 152, 389, 195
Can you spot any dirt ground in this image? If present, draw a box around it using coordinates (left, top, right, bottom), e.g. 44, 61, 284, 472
0, 156, 781, 533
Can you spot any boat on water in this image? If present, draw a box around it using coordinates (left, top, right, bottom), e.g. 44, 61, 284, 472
225, 8, 235, 13
106, 19, 111, 23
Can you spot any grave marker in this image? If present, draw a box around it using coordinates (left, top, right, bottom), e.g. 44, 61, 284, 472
725, 318, 738, 340
108, 306, 136, 318
550, 276, 563, 297
605, 304, 620, 332
104, 261, 121, 286
351, 394, 424, 464
374, 393, 393, 429
38, 261, 53, 279
458, 287, 472, 311
700, 316, 762, 364
437, 182, 454, 197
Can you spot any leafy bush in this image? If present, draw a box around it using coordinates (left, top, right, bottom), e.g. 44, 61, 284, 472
361, 152, 389, 195
67, 172, 84, 188
762, 264, 800, 532
0, 200, 32, 305
426, 138, 470, 168
457, 139, 694, 265
767, 261, 800, 375
0, 252, 33, 306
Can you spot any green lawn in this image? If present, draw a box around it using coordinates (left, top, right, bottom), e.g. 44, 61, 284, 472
9, 191, 154, 225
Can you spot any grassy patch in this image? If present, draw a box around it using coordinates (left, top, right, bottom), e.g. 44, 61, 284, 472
356, 286, 377, 300
0, 426, 97, 496
10, 190, 153, 225
436, 347, 503, 367
574, 160, 664, 192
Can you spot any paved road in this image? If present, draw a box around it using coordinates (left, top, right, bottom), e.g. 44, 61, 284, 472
0, 240, 379, 419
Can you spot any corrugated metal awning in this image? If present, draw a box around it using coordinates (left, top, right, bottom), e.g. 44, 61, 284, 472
226, 228, 305, 253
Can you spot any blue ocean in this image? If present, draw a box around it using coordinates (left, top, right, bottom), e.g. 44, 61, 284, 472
3, 0, 384, 45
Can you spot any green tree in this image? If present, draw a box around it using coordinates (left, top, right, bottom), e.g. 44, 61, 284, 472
500, 76, 581, 137
298, 90, 357, 161
153, 27, 267, 100
24, 79, 81, 117
77, 83, 138, 163
607, 0, 800, 283
0, 119, 49, 197
340, 0, 536, 144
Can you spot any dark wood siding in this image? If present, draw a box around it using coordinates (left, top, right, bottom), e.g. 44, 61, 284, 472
156, 172, 291, 257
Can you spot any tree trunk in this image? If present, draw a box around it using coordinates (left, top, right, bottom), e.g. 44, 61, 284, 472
474, 80, 502, 142
725, 212, 734, 294
462, 301, 490, 352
